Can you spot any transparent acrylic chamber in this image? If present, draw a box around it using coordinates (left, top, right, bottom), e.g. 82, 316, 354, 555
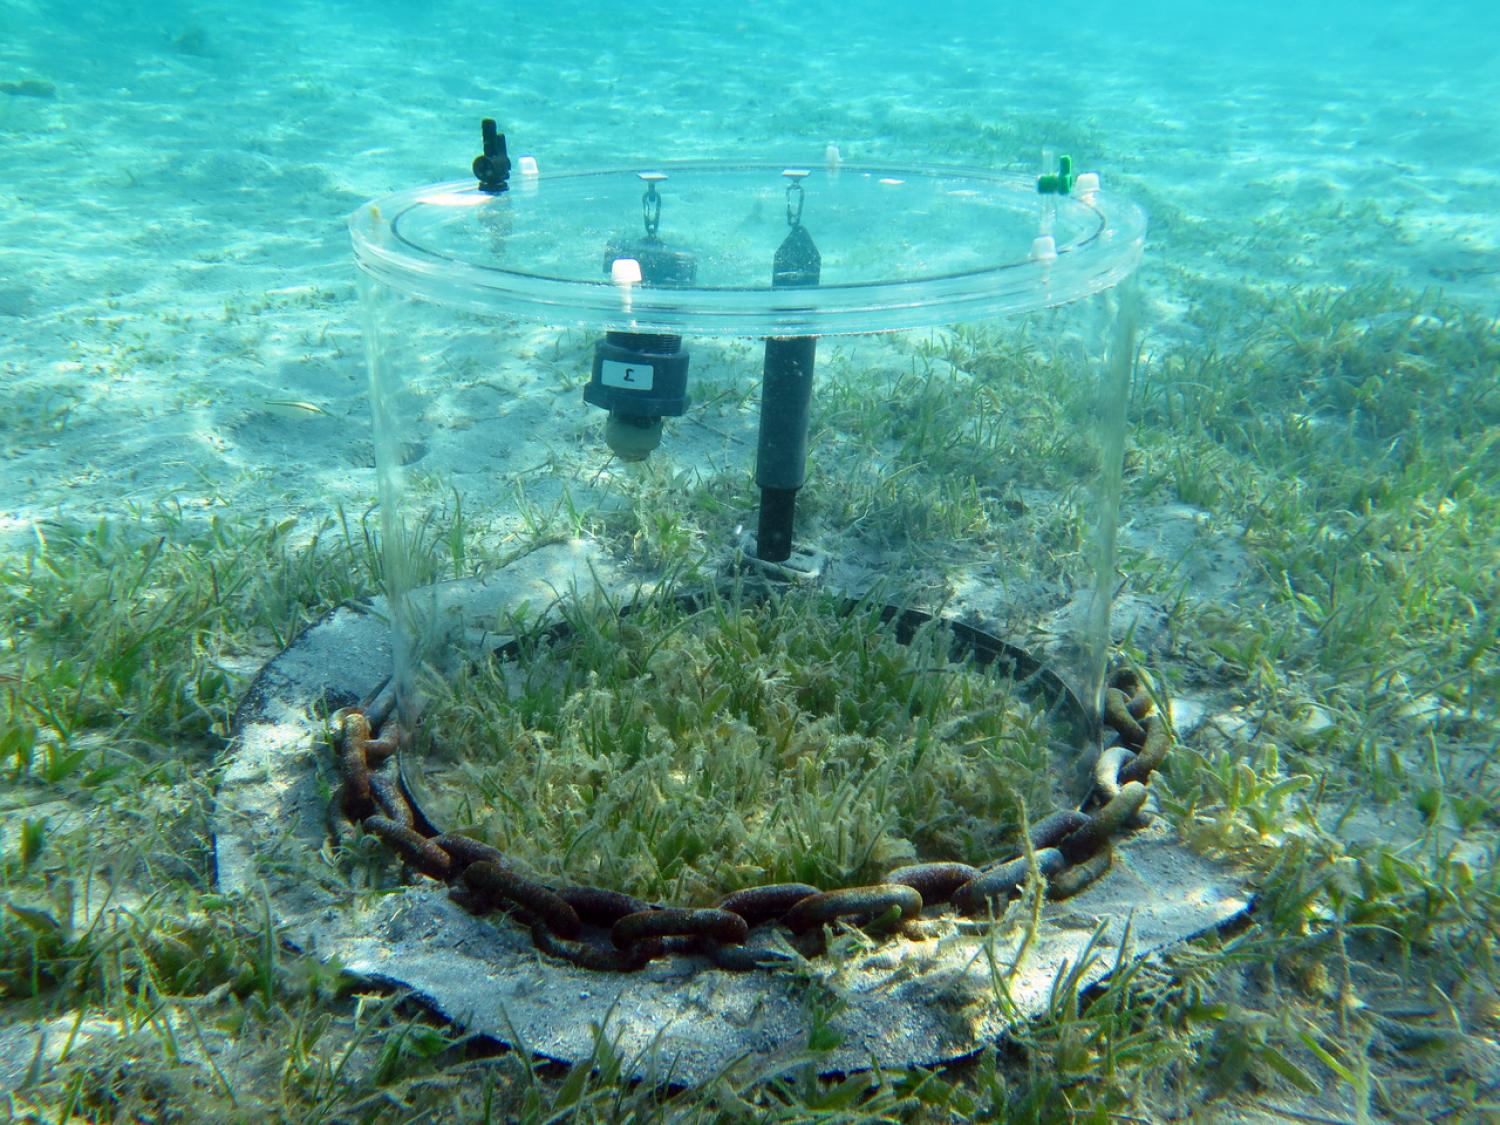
350, 160, 1146, 732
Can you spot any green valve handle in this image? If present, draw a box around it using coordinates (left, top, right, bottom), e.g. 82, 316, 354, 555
1037, 154, 1074, 195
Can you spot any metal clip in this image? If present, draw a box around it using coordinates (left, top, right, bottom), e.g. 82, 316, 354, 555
639, 172, 666, 237
783, 167, 810, 227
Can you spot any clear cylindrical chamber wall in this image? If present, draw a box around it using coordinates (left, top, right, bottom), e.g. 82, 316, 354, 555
356, 285, 1139, 737
350, 162, 1146, 739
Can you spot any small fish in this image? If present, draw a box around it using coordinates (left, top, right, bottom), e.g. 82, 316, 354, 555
261, 399, 332, 417
0, 79, 56, 99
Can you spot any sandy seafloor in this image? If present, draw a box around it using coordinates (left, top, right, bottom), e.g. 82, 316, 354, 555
1, 0, 1496, 540
2, 0, 1499, 1118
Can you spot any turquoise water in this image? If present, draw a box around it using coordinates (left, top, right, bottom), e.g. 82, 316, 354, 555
3, 0, 1495, 529
5, 0, 1493, 563
2, 1, 1498, 1118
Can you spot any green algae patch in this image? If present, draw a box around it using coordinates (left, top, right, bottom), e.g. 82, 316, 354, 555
415, 587, 1066, 905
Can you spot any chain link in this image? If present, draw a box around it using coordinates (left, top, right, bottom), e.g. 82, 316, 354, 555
786, 178, 805, 227
642, 179, 661, 238
328, 660, 1170, 973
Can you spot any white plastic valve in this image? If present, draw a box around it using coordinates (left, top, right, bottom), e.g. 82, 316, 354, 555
611, 258, 643, 286
611, 257, 642, 315
1073, 171, 1100, 196
1030, 235, 1058, 262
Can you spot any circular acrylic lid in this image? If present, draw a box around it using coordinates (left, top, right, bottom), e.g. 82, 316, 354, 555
349, 162, 1146, 336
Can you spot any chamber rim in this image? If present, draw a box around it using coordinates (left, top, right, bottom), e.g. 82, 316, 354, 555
349, 161, 1146, 335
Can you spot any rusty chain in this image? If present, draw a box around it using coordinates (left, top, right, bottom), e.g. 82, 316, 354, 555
327, 652, 1168, 974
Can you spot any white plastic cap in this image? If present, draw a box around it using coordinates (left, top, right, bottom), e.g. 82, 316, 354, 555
518, 155, 540, 177
610, 258, 643, 286
1030, 235, 1058, 262
824, 143, 841, 169
1073, 171, 1100, 195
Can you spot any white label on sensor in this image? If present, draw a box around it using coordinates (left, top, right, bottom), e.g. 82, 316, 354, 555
601, 359, 653, 391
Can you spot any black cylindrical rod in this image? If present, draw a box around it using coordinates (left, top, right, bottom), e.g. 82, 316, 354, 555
754, 213, 820, 563
755, 337, 817, 560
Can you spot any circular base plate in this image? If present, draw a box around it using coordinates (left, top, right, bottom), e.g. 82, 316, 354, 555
215, 541, 1248, 1081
